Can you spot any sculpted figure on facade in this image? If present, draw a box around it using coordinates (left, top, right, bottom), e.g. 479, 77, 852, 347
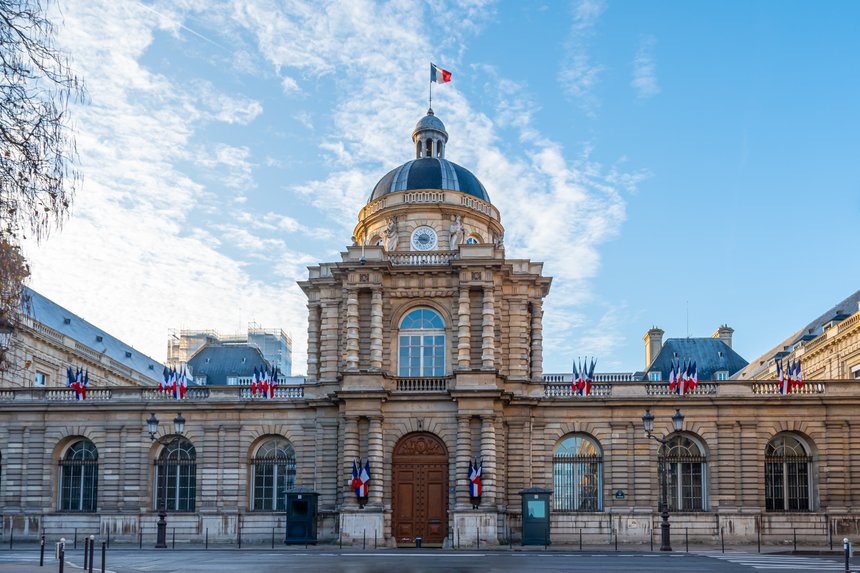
448, 214, 464, 249
384, 216, 399, 252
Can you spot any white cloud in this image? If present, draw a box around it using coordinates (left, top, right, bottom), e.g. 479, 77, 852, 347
632, 35, 660, 99
281, 76, 300, 94
558, 0, 606, 115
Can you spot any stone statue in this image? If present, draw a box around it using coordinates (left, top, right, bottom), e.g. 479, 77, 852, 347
351, 235, 358, 247
448, 214, 464, 249
493, 230, 504, 247
384, 216, 399, 252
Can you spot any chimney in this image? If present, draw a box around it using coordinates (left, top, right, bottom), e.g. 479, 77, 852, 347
644, 326, 664, 369
713, 324, 734, 348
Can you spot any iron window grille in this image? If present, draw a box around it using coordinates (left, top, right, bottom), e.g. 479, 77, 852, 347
154, 439, 197, 512
251, 438, 296, 511
765, 435, 812, 512
553, 435, 603, 511
59, 440, 98, 513
658, 435, 707, 512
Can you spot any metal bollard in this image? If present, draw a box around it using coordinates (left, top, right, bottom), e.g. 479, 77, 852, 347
375, 529, 377, 549
844, 538, 850, 573
478, 525, 481, 550
40, 534, 45, 567
721, 527, 725, 553
58, 542, 65, 573
271, 527, 275, 549
650, 526, 654, 552
101, 541, 106, 573
794, 528, 797, 552
172, 528, 176, 550
138, 529, 142, 550
88, 535, 95, 573
685, 528, 689, 553
363, 529, 366, 550
83, 537, 89, 570
74, 529, 77, 550
9, 529, 12, 550
107, 529, 110, 550
205, 528, 208, 550
580, 528, 583, 552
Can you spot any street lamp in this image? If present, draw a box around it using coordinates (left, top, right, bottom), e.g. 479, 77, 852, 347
146, 412, 186, 548
642, 408, 684, 552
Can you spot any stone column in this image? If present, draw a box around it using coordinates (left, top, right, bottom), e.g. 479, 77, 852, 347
455, 415, 472, 508
368, 416, 384, 507
345, 290, 359, 371
530, 299, 544, 380
481, 286, 495, 369
457, 288, 471, 369
370, 289, 383, 370
481, 416, 497, 507
306, 302, 321, 380
508, 296, 529, 379
343, 416, 360, 508
320, 300, 340, 380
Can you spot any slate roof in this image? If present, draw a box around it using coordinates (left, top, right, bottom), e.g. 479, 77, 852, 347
645, 338, 748, 381
25, 287, 164, 383
369, 158, 490, 203
734, 289, 860, 379
187, 343, 268, 386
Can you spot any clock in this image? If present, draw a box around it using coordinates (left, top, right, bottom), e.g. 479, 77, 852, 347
410, 226, 438, 251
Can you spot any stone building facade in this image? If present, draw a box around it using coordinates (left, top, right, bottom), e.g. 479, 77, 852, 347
2, 113, 860, 547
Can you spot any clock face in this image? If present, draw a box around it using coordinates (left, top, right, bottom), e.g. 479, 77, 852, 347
410, 226, 438, 251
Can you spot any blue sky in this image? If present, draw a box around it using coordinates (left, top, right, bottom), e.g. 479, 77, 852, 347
27, 0, 860, 375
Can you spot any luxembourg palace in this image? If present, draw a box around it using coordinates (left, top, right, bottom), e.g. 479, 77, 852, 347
2, 111, 860, 548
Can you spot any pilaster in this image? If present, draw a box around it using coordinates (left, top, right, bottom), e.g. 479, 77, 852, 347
343, 416, 360, 508
368, 416, 384, 507
457, 288, 471, 369
481, 416, 497, 507
345, 290, 359, 371
306, 302, 321, 380
530, 299, 544, 380
455, 415, 472, 509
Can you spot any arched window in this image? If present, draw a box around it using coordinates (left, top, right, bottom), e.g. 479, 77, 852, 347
252, 438, 296, 511
659, 434, 707, 511
398, 308, 446, 377
59, 440, 98, 512
765, 434, 812, 512
553, 434, 602, 511
154, 438, 197, 512
465, 236, 480, 245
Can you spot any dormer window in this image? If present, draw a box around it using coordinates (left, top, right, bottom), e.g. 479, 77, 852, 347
715, 371, 729, 381
425, 139, 433, 157
648, 371, 662, 381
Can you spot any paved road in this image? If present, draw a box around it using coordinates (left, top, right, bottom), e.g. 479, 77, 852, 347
0, 549, 855, 573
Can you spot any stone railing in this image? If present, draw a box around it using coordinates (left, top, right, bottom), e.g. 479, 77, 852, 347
389, 251, 457, 266
751, 382, 826, 395
404, 191, 445, 204
645, 382, 717, 396
45, 388, 113, 401
544, 383, 612, 398
239, 386, 305, 399
543, 372, 638, 383
395, 377, 450, 392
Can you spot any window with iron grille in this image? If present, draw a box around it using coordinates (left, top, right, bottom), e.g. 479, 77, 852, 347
765, 434, 812, 512
154, 438, 197, 512
59, 440, 98, 512
252, 438, 296, 511
659, 434, 707, 512
553, 434, 603, 511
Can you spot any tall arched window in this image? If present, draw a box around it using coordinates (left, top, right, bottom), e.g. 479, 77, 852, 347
659, 434, 707, 511
398, 308, 446, 377
553, 434, 602, 511
765, 434, 813, 512
252, 438, 296, 511
59, 440, 98, 512
154, 438, 197, 512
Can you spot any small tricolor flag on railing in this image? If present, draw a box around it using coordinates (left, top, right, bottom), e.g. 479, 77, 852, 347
669, 359, 697, 395
572, 357, 596, 396
777, 359, 803, 394
66, 367, 88, 400
251, 365, 279, 398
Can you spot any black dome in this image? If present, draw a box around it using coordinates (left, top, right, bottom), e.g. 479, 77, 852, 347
369, 158, 490, 203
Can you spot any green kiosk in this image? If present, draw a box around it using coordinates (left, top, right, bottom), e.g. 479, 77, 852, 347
284, 487, 318, 544
519, 487, 552, 545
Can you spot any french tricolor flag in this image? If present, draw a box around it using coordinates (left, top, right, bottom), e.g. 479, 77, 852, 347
431, 63, 452, 84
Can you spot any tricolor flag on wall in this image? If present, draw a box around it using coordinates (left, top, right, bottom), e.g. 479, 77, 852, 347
431, 63, 452, 84
469, 458, 483, 498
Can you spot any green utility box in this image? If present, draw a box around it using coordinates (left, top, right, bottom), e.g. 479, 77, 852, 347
284, 488, 318, 544
520, 487, 552, 545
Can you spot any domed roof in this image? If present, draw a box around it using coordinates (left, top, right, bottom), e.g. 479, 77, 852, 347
369, 158, 490, 203
413, 113, 447, 136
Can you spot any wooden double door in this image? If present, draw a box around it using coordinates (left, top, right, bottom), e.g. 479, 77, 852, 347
392, 432, 449, 547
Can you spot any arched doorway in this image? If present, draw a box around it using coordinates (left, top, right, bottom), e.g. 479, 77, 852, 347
392, 432, 449, 547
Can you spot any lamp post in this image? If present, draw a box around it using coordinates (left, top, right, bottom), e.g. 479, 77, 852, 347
642, 408, 684, 552
147, 412, 186, 549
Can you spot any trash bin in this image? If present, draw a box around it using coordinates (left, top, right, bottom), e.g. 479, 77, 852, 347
415, 537, 422, 548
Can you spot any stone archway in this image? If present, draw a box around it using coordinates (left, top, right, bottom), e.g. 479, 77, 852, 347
391, 432, 449, 547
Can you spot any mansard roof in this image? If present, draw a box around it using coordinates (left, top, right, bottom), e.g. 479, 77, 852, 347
646, 338, 748, 381
187, 343, 268, 386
